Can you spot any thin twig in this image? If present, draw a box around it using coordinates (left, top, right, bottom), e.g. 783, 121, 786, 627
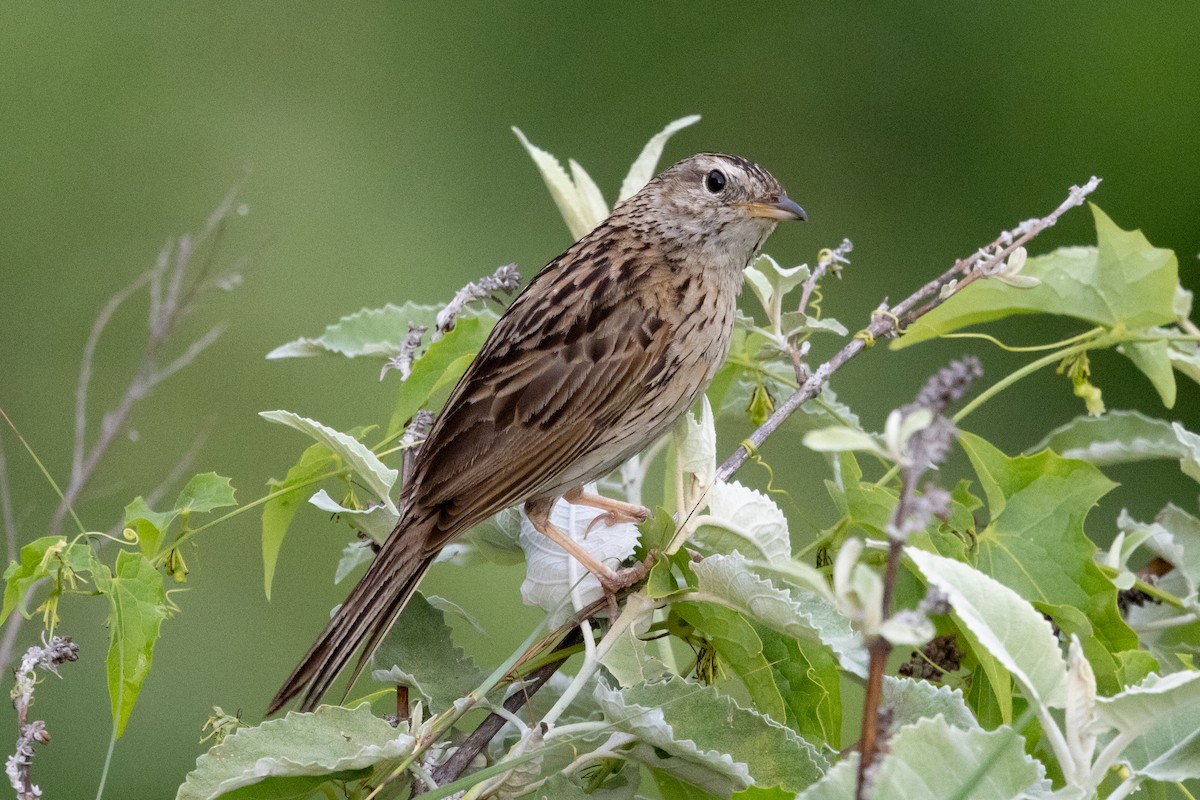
51, 194, 244, 536
6, 635, 79, 800
0, 437, 17, 565
716, 177, 1099, 483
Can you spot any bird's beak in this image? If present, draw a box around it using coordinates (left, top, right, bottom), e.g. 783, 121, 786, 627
739, 195, 807, 222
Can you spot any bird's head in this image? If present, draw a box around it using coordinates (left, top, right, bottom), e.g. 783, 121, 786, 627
621, 152, 805, 271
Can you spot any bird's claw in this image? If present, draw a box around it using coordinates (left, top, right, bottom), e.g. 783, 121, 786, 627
598, 550, 657, 619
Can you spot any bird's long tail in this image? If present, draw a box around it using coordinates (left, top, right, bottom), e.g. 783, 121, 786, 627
267, 514, 437, 715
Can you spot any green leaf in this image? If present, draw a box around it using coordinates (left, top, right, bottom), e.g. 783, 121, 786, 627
673, 601, 787, 722
895, 205, 1178, 348
261, 443, 335, 599
521, 771, 637, 800
598, 596, 672, 688
744, 254, 811, 324
174, 472, 237, 514
827, 452, 897, 539
266, 301, 440, 359
1122, 338, 1176, 408
755, 624, 841, 746
123, 498, 178, 557
958, 432, 1136, 688
797, 718, 1045, 800
385, 313, 495, 441
1113, 649, 1159, 688
177, 703, 414, 800
653, 770, 725, 800
370, 592, 485, 712
260, 410, 398, 513
1036, 410, 1188, 466
692, 552, 866, 677
2, 536, 66, 622
596, 675, 827, 796
803, 426, 887, 458
93, 550, 169, 737
464, 507, 525, 566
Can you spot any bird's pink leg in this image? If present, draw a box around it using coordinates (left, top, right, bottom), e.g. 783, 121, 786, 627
524, 497, 651, 617
562, 486, 651, 533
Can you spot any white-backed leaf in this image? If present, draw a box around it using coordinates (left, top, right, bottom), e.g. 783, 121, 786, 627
568, 158, 609, 233
1094, 671, 1200, 733
673, 396, 716, 487
695, 480, 791, 562
1036, 410, 1187, 466
693, 552, 866, 677
595, 676, 826, 796
260, 411, 398, 514
1117, 504, 1200, 601
1172, 422, 1200, 484
518, 490, 639, 625
798, 717, 1046, 800
266, 302, 439, 360
177, 704, 414, 800
1095, 671, 1200, 781
883, 676, 979, 732
618, 115, 701, 202
334, 540, 374, 584
907, 548, 1068, 709
512, 127, 590, 240
309, 489, 399, 545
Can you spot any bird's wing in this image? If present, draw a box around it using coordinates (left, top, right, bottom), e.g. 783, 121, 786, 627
407, 254, 673, 546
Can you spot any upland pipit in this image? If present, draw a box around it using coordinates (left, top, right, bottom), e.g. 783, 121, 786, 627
270, 153, 805, 713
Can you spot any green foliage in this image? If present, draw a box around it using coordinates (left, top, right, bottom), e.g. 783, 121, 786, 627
93, 550, 170, 737
369, 592, 486, 712
2, 471, 236, 739
260, 443, 335, 599
384, 311, 498, 441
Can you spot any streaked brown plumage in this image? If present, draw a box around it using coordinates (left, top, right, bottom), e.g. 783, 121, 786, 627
269, 153, 805, 714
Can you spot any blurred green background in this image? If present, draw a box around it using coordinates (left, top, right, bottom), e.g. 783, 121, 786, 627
1, 4, 1197, 797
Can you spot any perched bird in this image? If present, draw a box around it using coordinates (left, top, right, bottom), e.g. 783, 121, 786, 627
269, 153, 805, 714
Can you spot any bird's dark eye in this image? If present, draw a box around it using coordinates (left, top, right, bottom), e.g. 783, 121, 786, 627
704, 169, 727, 194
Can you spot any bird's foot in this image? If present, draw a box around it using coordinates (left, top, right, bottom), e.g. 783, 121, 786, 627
597, 550, 656, 618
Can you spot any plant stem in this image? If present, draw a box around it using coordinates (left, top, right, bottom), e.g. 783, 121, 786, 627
951, 329, 1108, 423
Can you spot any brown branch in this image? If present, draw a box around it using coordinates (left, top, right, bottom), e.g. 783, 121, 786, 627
427, 627, 584, 789
854, 358, 981, 799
